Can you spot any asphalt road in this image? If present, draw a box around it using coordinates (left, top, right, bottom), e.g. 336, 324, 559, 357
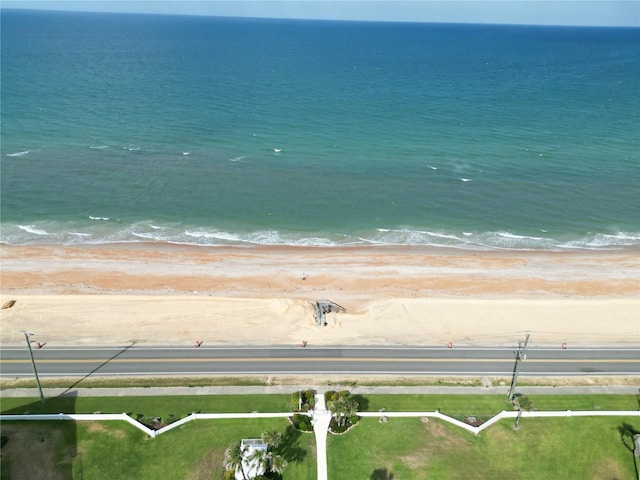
1, 345, 638, 377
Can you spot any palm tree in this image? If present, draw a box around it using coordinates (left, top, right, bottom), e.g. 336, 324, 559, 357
261, 430, 283, 450
344, 397, 359, 424
224, 441, 248, 480
271, 454, 288, 475
247, 447, 268, 476
329, 393, 359, 427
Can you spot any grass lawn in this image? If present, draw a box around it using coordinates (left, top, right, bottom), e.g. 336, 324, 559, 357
526, 394, 640, 411
328, 416, 640, 479
356, 394, 639, 422
2, 394, 638, 479
1, 394, 292, 418
1, 418, 317, 480
359, 394, 513, 420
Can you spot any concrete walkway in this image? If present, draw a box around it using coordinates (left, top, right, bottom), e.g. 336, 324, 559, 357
311, 392, 331, 480
1, 384, 638, 398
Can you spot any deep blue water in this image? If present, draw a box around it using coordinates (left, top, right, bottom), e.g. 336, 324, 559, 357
2, 10, 639, 249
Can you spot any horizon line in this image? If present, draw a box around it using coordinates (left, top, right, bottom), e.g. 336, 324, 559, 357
2, 6, 640, 29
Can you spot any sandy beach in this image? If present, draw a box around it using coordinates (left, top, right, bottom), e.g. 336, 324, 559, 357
1, 244, 638, 347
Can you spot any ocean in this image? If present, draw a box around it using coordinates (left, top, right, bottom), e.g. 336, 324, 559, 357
1, 9, 639, 250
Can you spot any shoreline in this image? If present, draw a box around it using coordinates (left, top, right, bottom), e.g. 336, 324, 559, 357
1, 243, 638, 348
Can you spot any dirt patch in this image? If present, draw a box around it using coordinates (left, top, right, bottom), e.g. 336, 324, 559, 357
401, 419, 470, 469
85, 422, 126, 438
589, 457, 627, 480
422, 419, 470, 451
187, 445, 225, 480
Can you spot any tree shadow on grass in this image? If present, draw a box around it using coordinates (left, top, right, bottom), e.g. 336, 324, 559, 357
351, 394, 369, 411
370, 467, 394, 479
618, 422, 640, 480
278, 425, 307, 464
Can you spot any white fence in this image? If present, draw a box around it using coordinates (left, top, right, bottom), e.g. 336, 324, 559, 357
359, 409, 640, 435
1, 409, 638, 437
0, 412, 295, 438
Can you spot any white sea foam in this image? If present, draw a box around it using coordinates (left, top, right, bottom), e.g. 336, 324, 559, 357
17, 225, 48, 235
561, 232, 640, 250
89, 216, 110, 221
2, 220, 639, 252
496, 231, 546, 241
182, 152, 191, 156
459, 178, 472, 182
89, 145, 108, 149
132, 231, 163, 240
229, 156, 245, 162
6, 150, 30, 157
364, 228, 472, 248
186, 229, 242, 243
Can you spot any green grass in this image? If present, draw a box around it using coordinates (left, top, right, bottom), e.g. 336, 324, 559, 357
2, 394, 638, 479
328, 416, 640, 479
1, 418, 316, 480
1, 394, 291, 418
360, 394, 640, 417
360, 394, 513, 416
525, 394, 640, 411
1, 421, 77, 480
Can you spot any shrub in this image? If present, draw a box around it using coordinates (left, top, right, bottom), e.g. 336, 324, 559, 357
518, 395, 534, 411
329, 418, 349, 434
291, 392, 302, 411
304, 389, 316, 408
325, 391, 339, 403
292, 389, 316, 412
291, 414, 313, 432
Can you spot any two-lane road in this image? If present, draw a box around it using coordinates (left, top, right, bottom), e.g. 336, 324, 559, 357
1, 346, 638, 377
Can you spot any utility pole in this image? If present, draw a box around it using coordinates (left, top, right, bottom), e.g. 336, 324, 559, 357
22, 331, 45, 404
513, 410, 523, 430
508, 332, 530, 402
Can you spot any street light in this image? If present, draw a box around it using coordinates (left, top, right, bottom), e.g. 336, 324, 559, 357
21, 331, 45, 404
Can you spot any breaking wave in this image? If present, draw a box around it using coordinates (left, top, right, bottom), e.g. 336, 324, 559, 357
1, 221, 639, 251
6, 150, 30, 157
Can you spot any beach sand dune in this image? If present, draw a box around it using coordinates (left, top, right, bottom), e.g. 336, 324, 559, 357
1, 244, 638, 347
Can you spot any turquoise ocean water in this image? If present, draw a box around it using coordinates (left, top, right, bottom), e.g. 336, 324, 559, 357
2, 10, 639, 250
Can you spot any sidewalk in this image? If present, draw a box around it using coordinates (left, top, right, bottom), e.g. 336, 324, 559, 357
1, 384, 638, 398
311, 392, 331, 480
